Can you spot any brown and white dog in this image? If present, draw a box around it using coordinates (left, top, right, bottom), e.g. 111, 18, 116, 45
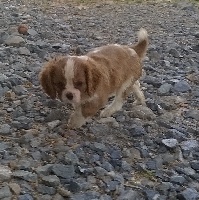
39, 28, 148, 129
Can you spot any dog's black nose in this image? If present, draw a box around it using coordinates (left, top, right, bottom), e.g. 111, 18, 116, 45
66, 92, 73, 100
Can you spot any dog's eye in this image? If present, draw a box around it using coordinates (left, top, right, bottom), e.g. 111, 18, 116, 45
74, 81, 83, 88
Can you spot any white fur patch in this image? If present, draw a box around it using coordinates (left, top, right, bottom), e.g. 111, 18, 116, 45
138, 28, 148, 42
129, 49, 137, 56
65, 58, 75, 81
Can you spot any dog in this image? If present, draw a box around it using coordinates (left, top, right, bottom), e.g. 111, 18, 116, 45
39, 28, 148, 129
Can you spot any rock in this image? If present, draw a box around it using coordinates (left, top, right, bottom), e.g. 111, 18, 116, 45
27, 28, 38, 36
177, 188, 199, 200
52, 164, 75, 179
8, 182, 21, 195
0, 124, 11, 135
185, 110, 199, 121
12, 170, 37, 182
67, 181, 81, 193
0, 186, 12, 199
0, 165, 12, 181
129, 126, 146, 137
18, 194, 34, 200
170, 175, 186, 185
18, 47, 31, 55
162, 138, 178, 148
41, 175, 60, 187
47, 120, 61, 129
18, 24, 28, 35
65, 150, 79, 165
93, 142, 107, 152
173, 80, 191, 93
180, 140, 199, 151
5, 36, 25, 47
118, 190, 141, 200
190, 160, 199, 170
169, 48, 180, 57
158, 83, 172, 95
37, 184, 56, 195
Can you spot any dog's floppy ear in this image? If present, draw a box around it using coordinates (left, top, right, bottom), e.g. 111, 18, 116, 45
39, 64, 57, 99
84, 62, 101, 96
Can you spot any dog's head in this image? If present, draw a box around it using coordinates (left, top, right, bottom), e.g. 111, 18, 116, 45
39, 56, 101, 104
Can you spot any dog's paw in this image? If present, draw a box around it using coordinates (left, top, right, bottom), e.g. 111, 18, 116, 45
67, 115, 86, 129
100, 107, 114, 118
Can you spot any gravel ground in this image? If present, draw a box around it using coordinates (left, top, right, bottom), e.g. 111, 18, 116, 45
0, 0, 199, 199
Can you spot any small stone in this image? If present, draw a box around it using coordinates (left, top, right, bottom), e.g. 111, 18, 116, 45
180, 140, 199, 151
41, 175, 60, 187
162, 139, 178, 148
5, 36, 25, 47
98, 117, 119, 127
129, 126, 146, 137
8, 183, 21, 195
35, 164, 53, 176
52, 164, 75, 179
158, 83, 172, 95
0, 186, 12, 199
65, 150, 79, 165
47, 120, 61, 129
57, 187, 71, 197
27, 28, 38, 36
18, 47, 30, 55
93, 142, 107, 152
12, 170, 37, 182
0, 124, 11, 135
173, 80, 191, 93
185, 110, 199, 121
190, 160, 199, 170
0, 165, 12, 181
169, 48, 180, 57
37, 184, 56, 195
170, 175, 186, 185
118, 190, 141, 200
18, 194, 34, 200
177, 188, 199, 200
67, 181, 81, 193
146, 160, 157, 170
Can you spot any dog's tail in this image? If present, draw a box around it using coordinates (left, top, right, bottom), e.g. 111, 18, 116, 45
132, 28, 148, 60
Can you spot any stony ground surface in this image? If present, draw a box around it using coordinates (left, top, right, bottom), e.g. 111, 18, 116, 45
0, 0, 199, 199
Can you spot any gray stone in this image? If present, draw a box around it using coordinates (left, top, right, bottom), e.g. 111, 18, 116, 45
0, 142, 9, 151
0, 124, 11, 135
12, 170, 37, 182
185, 110, 199, 121
13, 85, 27, 95
162, 138, 178, 148
68, 181, 81, 193
18, 47, 30, 55
18, 194, 34, 200
190, 160, 199, 170
170, 175, 186, 185
27, 29, 38, 36
177, 188, 199, 200
0, 165, 12, 181
37, 184, 56, 195
65, 150, 79, 165
47, 120, 61, 129
0, 186, 12, 199
180, 140, 199, 151
169, 48, 180, 57
129, 126, 146, 137
173, 81, 191, 93
41, 175, 60, 187
5, 36, 25, 47
93, 142, 107, 152
118, 190, 141, 200
158, 83, 172, 95
52, 164, 75, 179
35, 164, 53, 176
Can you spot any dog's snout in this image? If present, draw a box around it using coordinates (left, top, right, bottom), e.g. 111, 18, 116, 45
66, 92, 73, 100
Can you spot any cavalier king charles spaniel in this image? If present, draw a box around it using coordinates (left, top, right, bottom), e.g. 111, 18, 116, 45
39, 28, 149, 129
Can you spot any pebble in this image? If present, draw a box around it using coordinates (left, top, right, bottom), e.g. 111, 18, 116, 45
162, 138, 178, 148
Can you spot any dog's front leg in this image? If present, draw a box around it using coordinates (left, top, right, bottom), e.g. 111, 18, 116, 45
67, 106, 86, 129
